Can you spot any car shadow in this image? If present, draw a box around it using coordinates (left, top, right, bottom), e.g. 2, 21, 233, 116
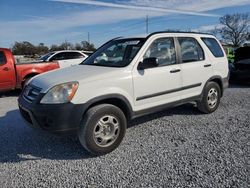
129, 103, 202, 128
0, 103, 201, 163
0, 90, 21, 98
0, 109, 91, 163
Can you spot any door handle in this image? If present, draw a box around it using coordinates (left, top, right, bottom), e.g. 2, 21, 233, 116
170, 69, 181, 73
3, 67, 10, 71
204, 64, 211, 67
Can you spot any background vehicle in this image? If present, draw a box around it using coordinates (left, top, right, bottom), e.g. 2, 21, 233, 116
18, 32, 229, 155
0, 48, 59, 92
82, 51, 94, 56
39, 50, 88, 68
230, 47, 250, 83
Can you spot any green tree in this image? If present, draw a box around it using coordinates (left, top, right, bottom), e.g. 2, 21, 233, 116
50, 44, 64, 51
75, 43, 82, 50
12, 41, 36, 55
81, 41, 96, 51
36, 43, 49, 55
60, 41, 74, 50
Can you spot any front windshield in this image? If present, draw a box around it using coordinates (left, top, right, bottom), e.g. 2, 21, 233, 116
81, 38, 145, 67
39, 52, 55, 61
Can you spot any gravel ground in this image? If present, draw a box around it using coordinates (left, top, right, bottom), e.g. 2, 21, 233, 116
0, 85, 249, 187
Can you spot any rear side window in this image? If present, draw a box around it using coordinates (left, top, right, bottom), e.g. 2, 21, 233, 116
0, 51, 7, 65
202, 38, 224, 58
69, 52, 85, 59
178, 37, 204, 63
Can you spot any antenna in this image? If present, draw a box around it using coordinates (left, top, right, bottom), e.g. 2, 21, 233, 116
146, 15, 149, 34
88, 32, 90, 43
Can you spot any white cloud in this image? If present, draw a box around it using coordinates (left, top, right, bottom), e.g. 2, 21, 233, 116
192, 24, 223, 32
52, 0, 219, 17
1, 0, 250, 47
128, 0, 250, 11
0, 8, 164, 46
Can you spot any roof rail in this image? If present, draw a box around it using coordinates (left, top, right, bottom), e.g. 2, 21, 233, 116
146, 31, 214, 39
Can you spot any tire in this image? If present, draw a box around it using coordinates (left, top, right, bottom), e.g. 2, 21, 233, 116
197, 82, 221, 114
78, 104, 127, 155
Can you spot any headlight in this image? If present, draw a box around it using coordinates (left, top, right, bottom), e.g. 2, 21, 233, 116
40, 82, 79, 104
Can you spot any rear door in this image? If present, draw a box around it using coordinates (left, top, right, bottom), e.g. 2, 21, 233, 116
177, 37, 213, 99
0, 50, 16, 90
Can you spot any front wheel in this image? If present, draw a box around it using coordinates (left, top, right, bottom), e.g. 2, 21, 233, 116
197, 82, 221, 114
78, 104, 127, 155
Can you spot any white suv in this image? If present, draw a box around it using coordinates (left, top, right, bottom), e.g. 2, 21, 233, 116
18, 32, 229, 155
39, 50, 88, 68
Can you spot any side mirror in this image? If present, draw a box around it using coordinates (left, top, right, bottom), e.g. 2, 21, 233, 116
138, 57, 159, 70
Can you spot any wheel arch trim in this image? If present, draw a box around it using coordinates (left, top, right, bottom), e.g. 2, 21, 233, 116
81, 94, 134, 120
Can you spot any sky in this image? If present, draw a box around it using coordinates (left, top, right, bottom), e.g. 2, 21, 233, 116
0, 0, 250, 48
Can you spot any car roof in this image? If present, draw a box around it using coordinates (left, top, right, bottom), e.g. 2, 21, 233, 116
118, 31, 215, 40
53, 50, 84, 53
148, 31, 214, 37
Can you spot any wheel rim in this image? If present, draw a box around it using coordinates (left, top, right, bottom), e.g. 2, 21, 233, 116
93, 115, 120, 147
207, 88, 218, 109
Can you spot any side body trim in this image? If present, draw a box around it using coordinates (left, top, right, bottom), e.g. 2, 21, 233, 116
132, 95, 201, 119
136, 83, 202, 101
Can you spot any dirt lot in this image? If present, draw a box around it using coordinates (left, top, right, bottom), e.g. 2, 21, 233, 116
0, 85, 249, 187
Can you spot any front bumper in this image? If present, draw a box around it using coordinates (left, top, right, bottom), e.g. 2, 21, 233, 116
18, 94, 86, 133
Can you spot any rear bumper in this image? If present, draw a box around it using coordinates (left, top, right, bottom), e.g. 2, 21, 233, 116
222, 74, 229, 90
18, 95, 86, 133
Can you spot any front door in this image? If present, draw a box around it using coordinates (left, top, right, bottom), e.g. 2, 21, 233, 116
0, 50, 16, 91
132, 37, 182, 111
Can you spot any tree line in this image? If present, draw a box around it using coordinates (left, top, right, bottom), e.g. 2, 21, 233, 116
12, 41, 96, 56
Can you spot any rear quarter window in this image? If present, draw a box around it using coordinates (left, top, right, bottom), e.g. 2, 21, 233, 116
0, 51, 7, 65
201, 38, 224, 58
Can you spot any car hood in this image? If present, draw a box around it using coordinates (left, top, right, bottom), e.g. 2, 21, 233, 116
30, 65, 124, 93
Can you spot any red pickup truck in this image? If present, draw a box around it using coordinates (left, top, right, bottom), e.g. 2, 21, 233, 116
0, 48, 59, 92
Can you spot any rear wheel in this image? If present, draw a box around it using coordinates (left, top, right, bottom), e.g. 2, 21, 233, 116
78, 104, 127, 155
197, 82, 221, 114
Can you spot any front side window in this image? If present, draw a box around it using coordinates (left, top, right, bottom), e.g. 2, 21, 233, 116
202, 38, 224, 58
178, 37, 204, 63
143, 37, 176, 66
81, 38, 145, 67
39, 52, 55, 61
0, 51, 7, 65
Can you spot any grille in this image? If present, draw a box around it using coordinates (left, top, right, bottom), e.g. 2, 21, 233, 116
23, 85, 41, 103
